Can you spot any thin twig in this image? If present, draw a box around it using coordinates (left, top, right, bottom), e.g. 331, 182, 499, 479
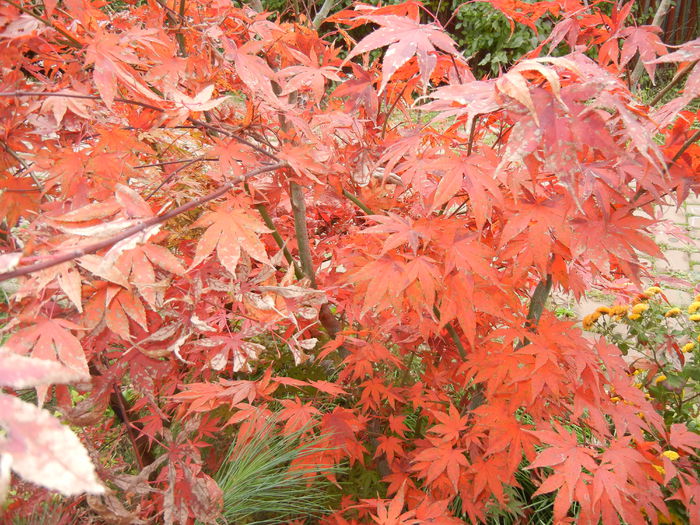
467, 115, 478, 156
152, 0, 186, 22
133, 157, 217, 169
671, 128, 700, 163
0, 140, 43, 191
631, 129, 700, 206
342, 189, 374, 215
245, 181, 302, 278
0, 91, 278, 161
0, 162, 286, 282
145, 157, 204, 200
0, 90, 162, 111
450, 54, 463, 84
4, 0, 82, 47
650, 60, 698, 106
381, 82, 410, 138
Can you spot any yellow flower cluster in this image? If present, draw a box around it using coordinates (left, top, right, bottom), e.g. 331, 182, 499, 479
582, 312, 600, 330
665, 308, 681, 317
610, 305, 629, 317
629, 303, 649, 320
584, 285, 700, 329
632, 303, 649, 314
583, 305, 629, 329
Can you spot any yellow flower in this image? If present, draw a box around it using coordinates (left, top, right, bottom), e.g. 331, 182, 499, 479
632, 303, 650, 314
682, 342, 695, 353
633, 382, 643, 389
610, 396, 621, 403
688, 302, 700, 314
645, 286, 662, 295
690, 314, 700, 322
653, 465, 665, 475
654, 375, 667, 384
596, 306, 612, 315
645, 393, 652, 399
609, 305, 628, 319
633, 369, 642, 376
665, 308, 681, 317
628, 313, 641, 320
582, 312, 601, 330
694, 294, 700, 303
661, 450, 680, 461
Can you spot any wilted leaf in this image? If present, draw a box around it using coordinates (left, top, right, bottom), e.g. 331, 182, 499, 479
0, 394, 104, 499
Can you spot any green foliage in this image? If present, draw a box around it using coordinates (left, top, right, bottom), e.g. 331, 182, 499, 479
211, 422, 342, 524
447, 1, 548, 77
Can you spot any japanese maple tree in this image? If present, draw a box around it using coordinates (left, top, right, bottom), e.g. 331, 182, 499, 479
1, 0, 699, 523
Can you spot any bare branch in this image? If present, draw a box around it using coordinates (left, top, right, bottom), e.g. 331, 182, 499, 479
0, 91, 278, 161
0, 162, 286, 282
312, 0, 335, 28
672, 128, 700, 164
290, 182, 316, 287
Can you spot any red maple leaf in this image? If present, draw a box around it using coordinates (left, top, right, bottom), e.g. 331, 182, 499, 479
412, 443, 468, 489
344, 15, 459, 93
191, 199, 271, 273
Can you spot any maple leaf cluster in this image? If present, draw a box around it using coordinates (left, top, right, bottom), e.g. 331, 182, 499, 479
1, 0, 699, 523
